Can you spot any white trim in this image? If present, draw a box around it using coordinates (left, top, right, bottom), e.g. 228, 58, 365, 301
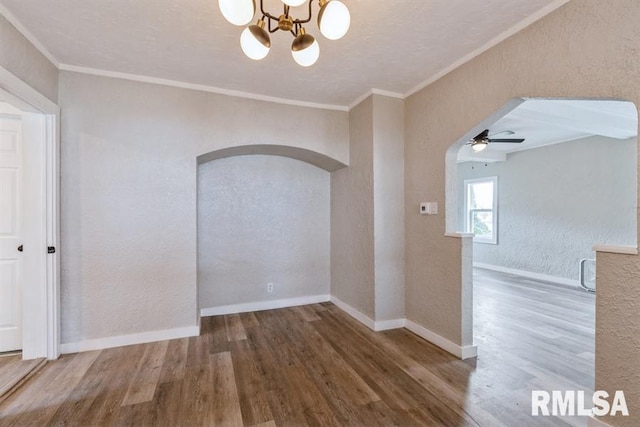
0, 5, 60, 67
59, 64, 348, 112
348, 90, 374, 111
371, 88, 405, 100
463, 176, 498, 245
404, 0, 570, 98
593, 244, 638, 255
444, 232, 474, 238
329, 296, 376, 330
474, 262, 580, 287
0, 68, 59, 114
374, 318, 406, 331
60, 326, 200, 354
588, 416, 614, 427
200, 294, 330, 317
405, 320, 477, 360
0, 66, 60, 360
45, 113, 59, 359
348, 88, 406, 111
328, 296, 407, 332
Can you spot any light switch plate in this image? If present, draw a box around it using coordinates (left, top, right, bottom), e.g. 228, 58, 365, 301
420, 202, 438, 215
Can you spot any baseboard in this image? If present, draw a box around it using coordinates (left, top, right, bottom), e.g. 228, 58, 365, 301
375, 318, 406, 331
60, 325, 200, 354
328, 296, 406, 332
329, 296, 376, 330
200, 294, 330, 317
474, 262, 580, 288
588, 416, 614, 427
404, 320, 477, 360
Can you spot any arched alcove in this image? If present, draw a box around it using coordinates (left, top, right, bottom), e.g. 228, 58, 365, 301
197, 144, 348, 172
196, 146, 343, 317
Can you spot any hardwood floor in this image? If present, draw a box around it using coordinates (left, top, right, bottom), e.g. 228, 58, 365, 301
0, 354, 46, 405
0, 269, 594, 426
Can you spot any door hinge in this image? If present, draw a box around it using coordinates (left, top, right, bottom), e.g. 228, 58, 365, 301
47, 246, 56, 254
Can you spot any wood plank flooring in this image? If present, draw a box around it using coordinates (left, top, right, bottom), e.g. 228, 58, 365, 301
0, 354, 46, 405
0, 269, 594, 426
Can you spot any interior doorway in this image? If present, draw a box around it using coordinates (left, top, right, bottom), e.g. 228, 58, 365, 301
0, 69, 60, 361
449, 98, 638, 423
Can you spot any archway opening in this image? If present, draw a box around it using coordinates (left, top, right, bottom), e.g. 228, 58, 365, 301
446, 98, 638, 418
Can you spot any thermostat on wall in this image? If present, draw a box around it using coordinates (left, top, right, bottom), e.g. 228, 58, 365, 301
420, 202, 438, 215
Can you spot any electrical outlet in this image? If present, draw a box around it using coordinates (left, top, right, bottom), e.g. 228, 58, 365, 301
267, 282, 274, 293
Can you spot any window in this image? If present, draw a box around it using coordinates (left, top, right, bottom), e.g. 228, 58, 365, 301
464, 177, 498, 244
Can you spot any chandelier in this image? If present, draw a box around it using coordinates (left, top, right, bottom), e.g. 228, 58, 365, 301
218, 0, 351, 67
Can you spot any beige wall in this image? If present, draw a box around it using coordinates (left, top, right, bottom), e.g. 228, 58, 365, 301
373, 95, 405, 321
59, 70, 348, 344
331, 94, 405, 323
596, 252, 640, 425
331, 96, 375, 317
405, 0, 640, 425
0, 15, 58, 103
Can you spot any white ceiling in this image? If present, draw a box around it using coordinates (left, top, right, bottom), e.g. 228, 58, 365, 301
457, 100, 639, 163
1, 0, 564, 107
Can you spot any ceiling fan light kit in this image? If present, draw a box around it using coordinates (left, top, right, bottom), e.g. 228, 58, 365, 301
471, 140, 488, 152
468, 129, 526, 153
219, 0, 350, 66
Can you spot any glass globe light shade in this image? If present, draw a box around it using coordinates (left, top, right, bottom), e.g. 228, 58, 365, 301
291, 34, 320, 67
281, 0, 307, 7
240, 23, 271, 60
318, 0, 350, 40
471, 141, 488, 153
219, 0, 256, 26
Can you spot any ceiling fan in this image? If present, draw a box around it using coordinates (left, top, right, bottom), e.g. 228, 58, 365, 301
468, 129, 525, 152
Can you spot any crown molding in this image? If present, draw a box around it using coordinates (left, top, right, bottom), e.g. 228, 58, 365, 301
0, 5, 59, 67
59, 64, 349, 111
404, 0, 570, 99
348, 88, 406, 111
371, 88, 405, 100
4, 0, 569, 112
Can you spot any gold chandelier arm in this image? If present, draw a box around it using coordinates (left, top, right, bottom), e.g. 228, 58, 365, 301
259, 0, 280, 22
267, 17, 279, 33
258, 1, 317, 33
291, 1, 314, 25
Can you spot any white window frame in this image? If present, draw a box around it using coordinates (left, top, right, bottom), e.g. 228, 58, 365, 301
464, 176, 498, 245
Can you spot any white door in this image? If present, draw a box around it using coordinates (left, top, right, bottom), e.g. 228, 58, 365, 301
0, 115, 22, 353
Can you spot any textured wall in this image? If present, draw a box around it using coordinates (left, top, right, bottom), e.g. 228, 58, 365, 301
596, 252, 640, 423
331, 94, 405, 322
197, 155, 330, 309
373, 95, 405, 321
458, 136, 637, 280
59, 71, 348, 343
0, 15, 58, 103
331, 97, 375, 318
404, 2, 640, 425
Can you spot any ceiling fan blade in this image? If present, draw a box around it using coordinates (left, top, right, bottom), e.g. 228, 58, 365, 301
472, 129, 489, 141
487, 138, 525, 143
488, 130, 515, 137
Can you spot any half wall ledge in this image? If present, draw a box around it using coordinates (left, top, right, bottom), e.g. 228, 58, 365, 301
593, 245, 638, 255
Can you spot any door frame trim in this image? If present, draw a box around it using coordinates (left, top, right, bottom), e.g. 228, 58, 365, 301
0, 67, 60, 360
